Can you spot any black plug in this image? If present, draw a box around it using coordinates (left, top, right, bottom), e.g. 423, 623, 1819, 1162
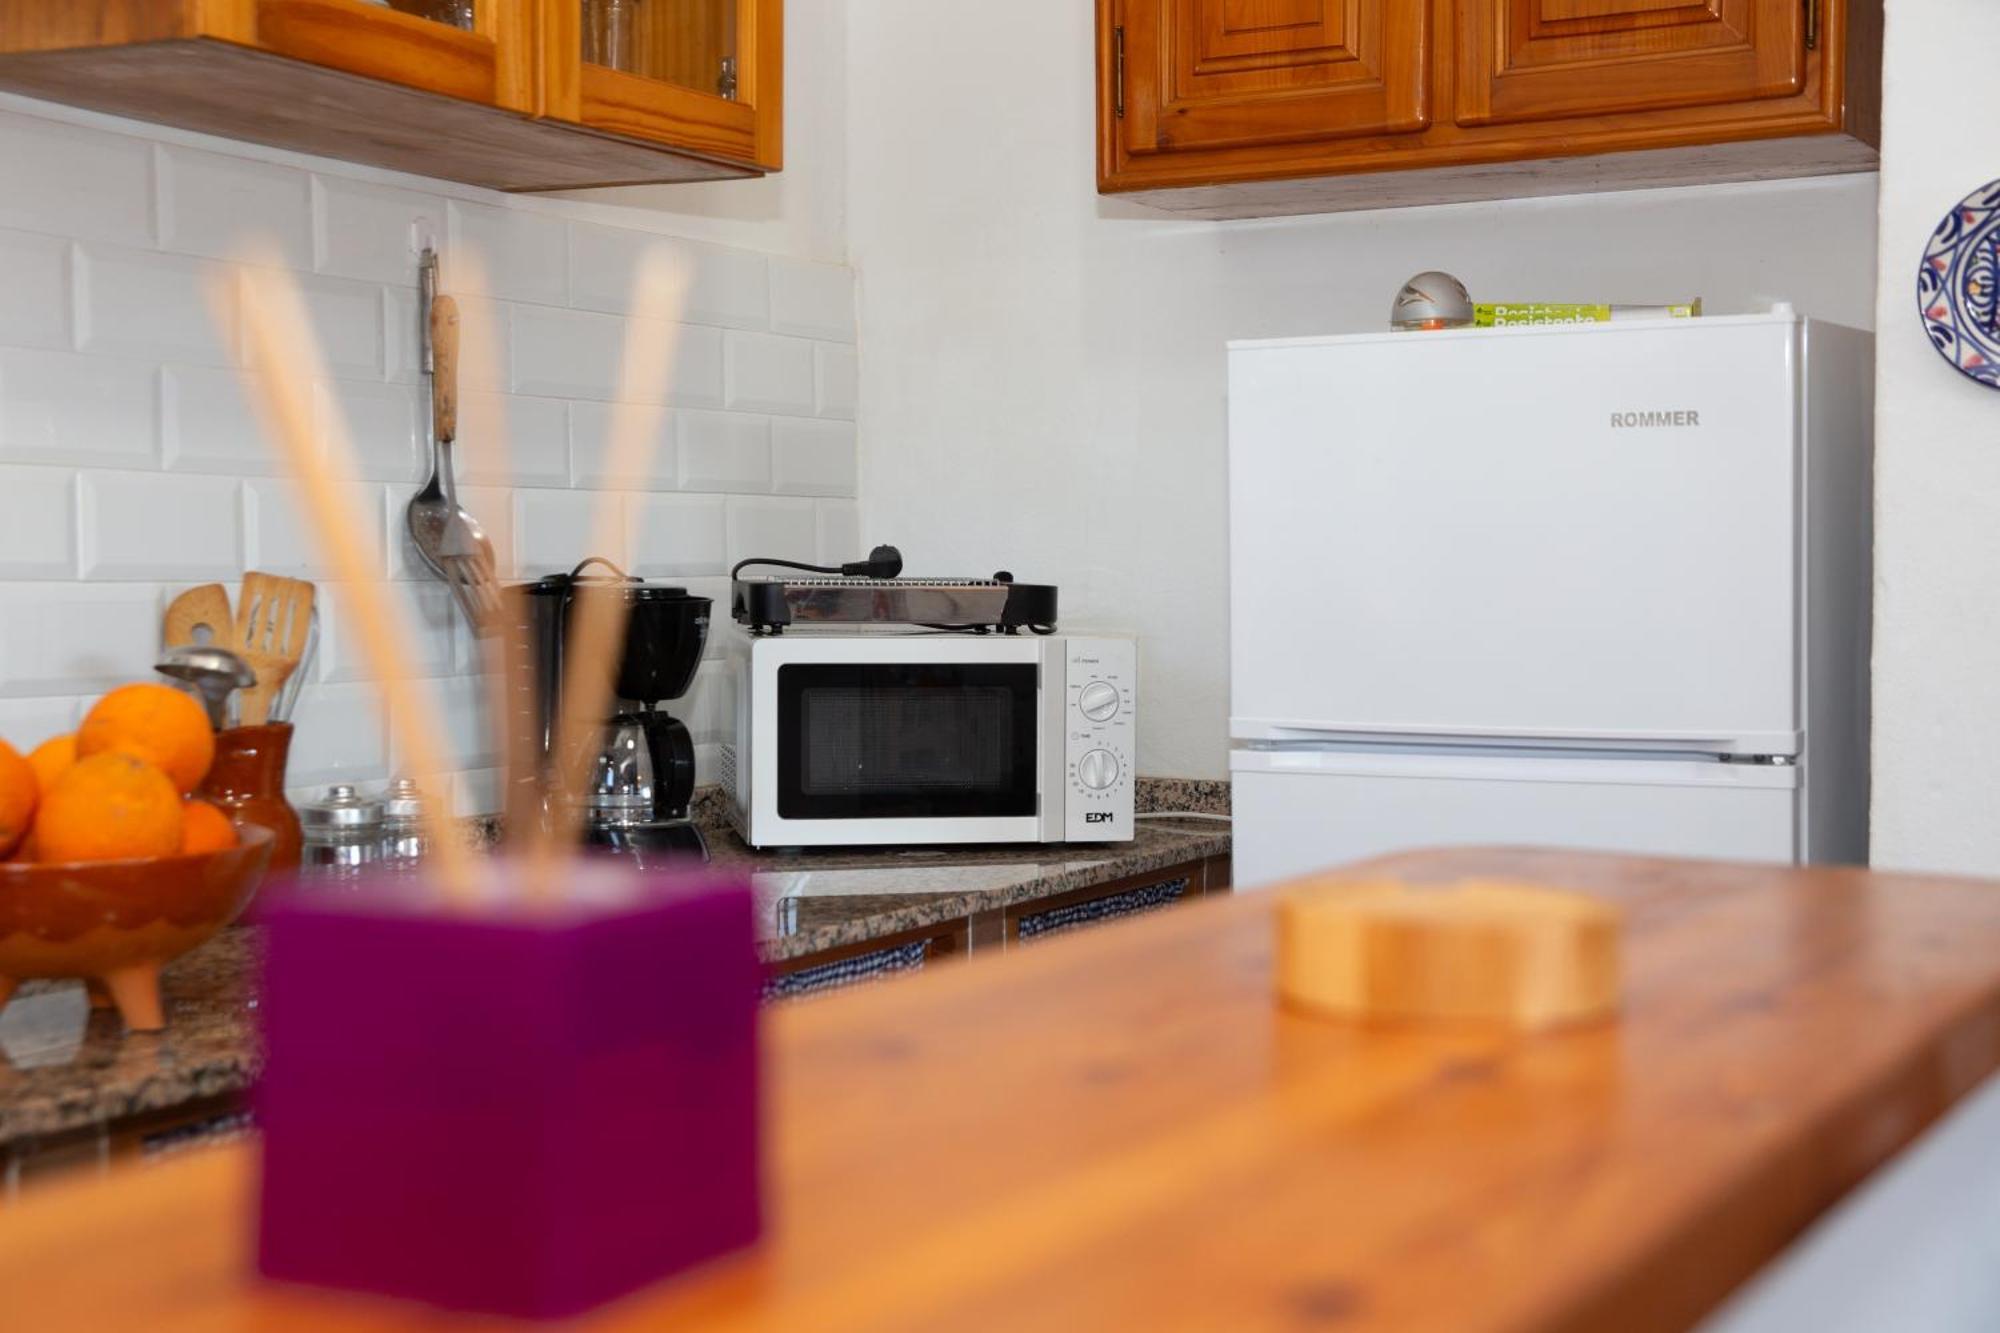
840, 545, 904, 579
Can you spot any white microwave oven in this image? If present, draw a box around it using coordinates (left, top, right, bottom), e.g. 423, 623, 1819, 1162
722, 632, 1136, 848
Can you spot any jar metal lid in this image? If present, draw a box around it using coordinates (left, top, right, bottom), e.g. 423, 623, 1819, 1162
301, 783, 385, 833
381, 776, 428, 826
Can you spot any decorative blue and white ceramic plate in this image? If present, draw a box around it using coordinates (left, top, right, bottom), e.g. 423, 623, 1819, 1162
1920, 178, 2000, 388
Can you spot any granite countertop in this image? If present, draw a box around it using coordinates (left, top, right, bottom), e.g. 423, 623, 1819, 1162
717, 819, 1232, 961
0, 813, 1229, 1151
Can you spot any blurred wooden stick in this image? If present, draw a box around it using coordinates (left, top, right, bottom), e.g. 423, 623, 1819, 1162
216, 254, 477, 902
438, 258, 548, 866
531, 249, 690, 885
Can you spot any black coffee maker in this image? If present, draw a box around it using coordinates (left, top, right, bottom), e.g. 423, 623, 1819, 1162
516, 558, 710, 858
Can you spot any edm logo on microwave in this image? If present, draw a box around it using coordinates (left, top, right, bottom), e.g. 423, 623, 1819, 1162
1085, 811, 1116, 824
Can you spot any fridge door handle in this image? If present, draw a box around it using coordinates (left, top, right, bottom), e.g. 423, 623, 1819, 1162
1229, 746, 1801, 790
1232, 719, 1802, 758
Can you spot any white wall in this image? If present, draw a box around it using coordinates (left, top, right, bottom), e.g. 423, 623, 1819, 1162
1869, 1, 2000, 874
0, 92, 857, 815
845, 2, 1881, 780
550, 0, 847, 266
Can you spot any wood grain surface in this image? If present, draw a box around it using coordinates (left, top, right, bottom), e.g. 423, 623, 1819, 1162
1098, 0, 1880, 214
8, 847, 2000, 1332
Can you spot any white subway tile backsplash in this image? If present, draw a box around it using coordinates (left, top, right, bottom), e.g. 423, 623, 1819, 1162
159, 146, 312, 269
772, 417, 857, 497
320, 380, 424, 483
0, 348, 156, 468
80, 471, 241, 580
679, 410, 770, 492
682, 660, 733, 744
457, 391, 569, 487
668, 324, 727, 407
510, 305, 621, 399
815, 343, 859, 420
454, 295, 511, 392
383, 286, 420, 383
568, 223, 769, 329
297, 274, 386, 380
0, 230, 70, 350
726, 495, 817, 566
626, 493, 726, 578
449, 200, 568, 306
244, 477, 385, 580
816, 499, 861, 566
313, 176, 443, 285
569, 399, 676, 490
0, 104, 857, 801
0, 467, 77, 578
161, 365, 275, 475
724, 331, 815, 415
0, 113, 154, 246
413, 671, 500, 772
770, 260, 856, 342
286, 682, 390, 788
319, 581, 456, 683
451, 766, 503, 818
0, 582, 163, 696
515, 488, 624, 578
76, 245, 237, 366
0, 695, 88, 751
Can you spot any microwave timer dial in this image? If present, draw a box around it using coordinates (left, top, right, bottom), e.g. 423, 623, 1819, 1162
1076, 748, 1121, 791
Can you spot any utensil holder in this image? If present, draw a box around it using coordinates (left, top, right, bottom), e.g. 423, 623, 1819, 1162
255, 863, 762, 1319
198, 723, 303, 875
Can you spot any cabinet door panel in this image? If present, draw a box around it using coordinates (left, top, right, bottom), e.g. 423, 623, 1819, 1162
1123, 0, 1428, 155
210, 0, 533, 112
1456, 0, 1804, 127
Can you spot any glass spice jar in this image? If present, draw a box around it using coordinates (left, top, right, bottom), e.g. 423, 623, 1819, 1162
300, 784, 385, 876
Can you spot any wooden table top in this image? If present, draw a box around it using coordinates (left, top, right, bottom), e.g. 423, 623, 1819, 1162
10, 847, 2000, 1332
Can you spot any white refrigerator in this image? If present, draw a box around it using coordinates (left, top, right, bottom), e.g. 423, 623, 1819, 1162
1226, 310, 1872, 889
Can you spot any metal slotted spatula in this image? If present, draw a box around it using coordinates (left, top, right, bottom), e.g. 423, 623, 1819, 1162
406, 250, 501, 635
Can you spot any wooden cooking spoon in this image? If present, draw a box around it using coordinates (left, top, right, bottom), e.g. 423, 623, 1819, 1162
163, 583, 234, 649
234, 572, 316, 726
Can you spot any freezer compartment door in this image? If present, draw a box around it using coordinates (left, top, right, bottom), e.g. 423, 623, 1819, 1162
1229, 320, 1801, 751
1230, 748, 1798, 890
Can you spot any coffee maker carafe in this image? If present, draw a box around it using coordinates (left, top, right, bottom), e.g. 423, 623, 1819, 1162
516, 559, 710, 857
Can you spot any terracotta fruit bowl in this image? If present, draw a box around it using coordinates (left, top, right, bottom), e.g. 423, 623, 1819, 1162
0, 825, 275, 1032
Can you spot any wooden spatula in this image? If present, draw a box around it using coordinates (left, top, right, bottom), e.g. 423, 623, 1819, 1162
163, 584, 234, 649
234, 572, 316, 726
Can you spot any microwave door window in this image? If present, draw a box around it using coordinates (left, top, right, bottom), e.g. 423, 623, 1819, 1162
777, 664, 1040, 819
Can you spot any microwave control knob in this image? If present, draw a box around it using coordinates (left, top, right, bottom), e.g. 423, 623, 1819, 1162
1077, 681, 1121, 722
1076, 748, 1121, 791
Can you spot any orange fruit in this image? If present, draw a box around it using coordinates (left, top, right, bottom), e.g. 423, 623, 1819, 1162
26, 733, 76, 799
35, 753, 184, 864
180, 799, 239, 854
0, 740, 33, 860
77, 684, 215, 796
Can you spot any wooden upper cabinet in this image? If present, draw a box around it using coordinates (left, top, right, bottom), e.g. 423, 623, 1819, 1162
209, 0, 535, 113
1099, 0, 1881, 217
1456, 0, 1803, 126
0, 0, 782, 192
1118, 0, 1428, 156
540, 0, 782, 171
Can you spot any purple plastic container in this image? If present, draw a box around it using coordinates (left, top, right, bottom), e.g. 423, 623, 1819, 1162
255, 863, 761, 1319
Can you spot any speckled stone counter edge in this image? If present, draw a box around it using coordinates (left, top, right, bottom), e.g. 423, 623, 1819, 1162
748, 821, 1232, 962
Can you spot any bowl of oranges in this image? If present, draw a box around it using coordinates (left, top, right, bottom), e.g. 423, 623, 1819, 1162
0, 682, 275, 1032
